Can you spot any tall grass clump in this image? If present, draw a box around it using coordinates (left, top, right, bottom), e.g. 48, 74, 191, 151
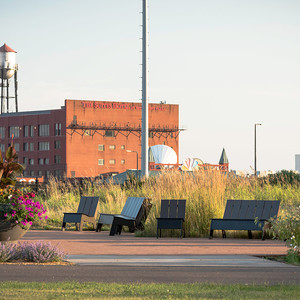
37, 170, 300, 237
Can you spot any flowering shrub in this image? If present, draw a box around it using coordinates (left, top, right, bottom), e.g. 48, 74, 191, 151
0, 241, 66, 263
0, 241, 18, 262
0, 188, 47, 228
268, 206, 300, 264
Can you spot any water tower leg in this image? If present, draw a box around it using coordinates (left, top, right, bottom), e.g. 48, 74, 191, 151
6, 79, 9, 113
1, 69, 3, 114
14, 71, 18, 112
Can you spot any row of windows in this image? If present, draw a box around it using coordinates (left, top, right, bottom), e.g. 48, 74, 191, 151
0, 123, 62, 139
23, 156, 61, 165
23, 170, 62, 178
98, 159, 125, 166
98, 144, 125, 151
0, 141, 61, 153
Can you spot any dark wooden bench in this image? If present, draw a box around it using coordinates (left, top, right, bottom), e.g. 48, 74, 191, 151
96, 197, 152, 236
209, 200, 280, 240
156, 199, 186, 238
62, 196, 99, 231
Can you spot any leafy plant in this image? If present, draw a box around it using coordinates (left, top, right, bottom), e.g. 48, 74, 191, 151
0, 144, 24, 188
267, 206, 300, 264
0, 189, 47, 228
260, 170, 300, 186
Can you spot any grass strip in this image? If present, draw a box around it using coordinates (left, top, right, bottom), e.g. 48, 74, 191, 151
0, 282, 299, 299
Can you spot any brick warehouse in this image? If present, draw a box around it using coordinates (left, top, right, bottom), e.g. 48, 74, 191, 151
0, 99, 179, 179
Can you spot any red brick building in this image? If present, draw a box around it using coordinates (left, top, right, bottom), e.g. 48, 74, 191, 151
0, 100, 179, 179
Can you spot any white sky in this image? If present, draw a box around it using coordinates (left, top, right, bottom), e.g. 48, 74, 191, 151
2, 0, 300, 172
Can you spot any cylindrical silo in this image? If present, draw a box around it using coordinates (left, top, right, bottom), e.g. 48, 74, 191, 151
0, 43, 17, 79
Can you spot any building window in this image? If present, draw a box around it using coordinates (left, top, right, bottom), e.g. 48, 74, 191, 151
30, 170, 35, 176
0, 127, 5, 138
109, 159, 116, 165
54, 170, 62, 177
38, 142, 50, 151
30, 143, 34, 151
121, 159, 125, 165
54, 155, 61, 164
38, 170, 43, 177
0, 144, 5, 153
104, 130, 115, 137
38, 158, 44, 165
29, 158, 34, 165
121, 145, 125, 150
24, 126, 29, 137
9, 126, 20, 138
55, 123, 62, 136
149, 132, 154, 138
23, 143, 29, 151
98, 144, 104, 151
38, 124, 49, 136
54, 140, 61, 149
23, 157, 27, 165
98, 159, 104, 166
46, 170, 50, 178
109, 145, 116, 150
23, 171, 28, 176
30, 125, 34, 137
14, 143, 19, 152
45, 158, 49, 165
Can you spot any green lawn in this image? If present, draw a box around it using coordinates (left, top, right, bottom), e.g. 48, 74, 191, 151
0, 282, 299, 299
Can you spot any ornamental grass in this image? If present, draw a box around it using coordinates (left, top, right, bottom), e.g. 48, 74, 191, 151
38, 170, 300, 237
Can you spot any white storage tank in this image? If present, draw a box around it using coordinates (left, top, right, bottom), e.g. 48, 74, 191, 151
0, 43, 17, 79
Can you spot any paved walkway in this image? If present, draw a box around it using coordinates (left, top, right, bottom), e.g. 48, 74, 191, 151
0, 230, 299, 284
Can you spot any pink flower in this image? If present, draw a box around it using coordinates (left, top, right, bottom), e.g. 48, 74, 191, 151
45, 216, 48, 220
4, 213, 8, 217
16, 220, 19, 224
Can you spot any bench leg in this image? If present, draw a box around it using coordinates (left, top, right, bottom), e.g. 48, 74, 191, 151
209, 229, 213, 239
261, 230, 265, 241
62, 222, 66, 231
222, 230, 226, 238
78, 222, 84, 231
248, 230, 253, 239
110, 221, 118, 236
96, 223, 102, 232
116, 225, 123, 235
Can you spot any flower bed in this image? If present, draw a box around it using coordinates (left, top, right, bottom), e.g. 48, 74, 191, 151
0, 241, 67, 263
0, 188, 47, 228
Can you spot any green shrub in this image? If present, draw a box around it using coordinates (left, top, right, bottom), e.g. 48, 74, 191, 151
267, 205, 300, 263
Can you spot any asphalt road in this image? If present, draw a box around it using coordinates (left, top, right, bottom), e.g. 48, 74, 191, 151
0, 264, 299, 284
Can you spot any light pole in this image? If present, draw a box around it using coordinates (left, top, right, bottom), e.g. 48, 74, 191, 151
254, 123, 262, 176
127, 150, 139, 179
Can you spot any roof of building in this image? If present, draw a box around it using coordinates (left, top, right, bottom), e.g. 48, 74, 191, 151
0, 44, 17, 53
219, 148, 229, 164
0, 110, 52, 117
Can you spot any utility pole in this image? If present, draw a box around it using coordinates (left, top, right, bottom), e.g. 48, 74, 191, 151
141, 0, 149, 178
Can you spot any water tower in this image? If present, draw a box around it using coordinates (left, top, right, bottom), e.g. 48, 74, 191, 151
0, 43, 18, 114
